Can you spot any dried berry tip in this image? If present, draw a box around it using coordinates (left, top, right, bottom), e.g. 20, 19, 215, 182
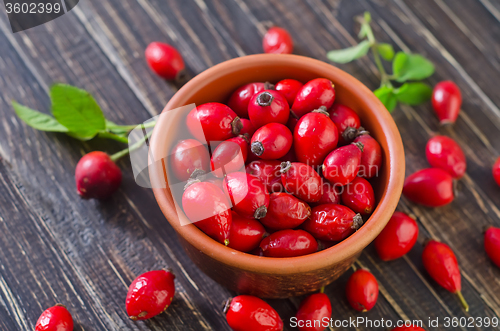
353, 142, 364, 152
224, 239, 230, 246
222, 298, 232, 314
312, 106, 329, 116
251, 141, 264, 156
264, 81, 275, 90
184, 178, 201, 190
342, 127, 359, 142
257, 92, 274, 107
190, 168, 206, 180
254, 205, 268, 219
351, 214, 364, 230
232, 117, 243, 135
280, 161, 292, 173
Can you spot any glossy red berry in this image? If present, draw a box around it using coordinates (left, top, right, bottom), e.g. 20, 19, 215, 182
391, 327, 426, 331
422, 240, 468, 311
329, 104, 361, 145
286, 116, 299, 134
493, 157, 500, 187
260, 229, 318, 257
294, 107, 338, 167
345, 269, 379, 312
374, 212, 419, 261
302, 204, 363, 241
228, 212, 266, 253
223, 172, 270, 219
75, 151, 122, 200
354, 134, 382, 179
35, 304, 74, 331
126, 270, 176, 320
260, 192, 311, 230
341, 177, 375, 215
275, 79, 303, 106
145, 42, 185, 81
322, 142, 363, 186
186, 102, 242, 143
292, 78, 335, 118
295, 293, 332, 331
432, 81, 462, 125
314, 182, 341, 205
248, 90, 290, 128
280, 161, 323, 203
171, 139, 210, 181
227, 82, 267, 118
211, 135, 249, 178
484, 226, 500, 268
224, 295, 283, 331
251, 123, 292, 160
182, 181, 232, 245
263, 27, 293, 54
403, 168, 454, 207
246, 160, 283, 193
240, 118, 256, 137
426, 135, 466, 179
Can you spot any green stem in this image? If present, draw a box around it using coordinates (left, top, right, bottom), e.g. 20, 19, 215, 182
456, 291, 469, 312
362, 20, 392, 88
97, 132, 129, 144
110, 129, 154, 162
110, 120, 157, 132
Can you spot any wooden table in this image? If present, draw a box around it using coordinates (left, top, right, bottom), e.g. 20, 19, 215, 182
1, 0, 499, 330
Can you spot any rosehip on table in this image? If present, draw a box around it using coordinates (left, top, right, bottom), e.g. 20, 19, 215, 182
75, 151, 122, 200
182, 181, 232, 245
493, 157, 500, 187
260, 229, 318, 257
426, 135, 466, 179
329, 104, 361, 145
240, 118, 256, 137
432, 81, 462, 125
280, 161, 323, 203
354, 133, 382, 179
295, 293, 332, 331
126, 270, 176, 321
484, 226, 500, 268
260, 192, 311, 230
227, 82, 266, 118
224, 295, 283, 331
262, 27, 293, 54
292, 78, 335, 118
223, 172, 270, 219
322, 142, 363, 186
302, 204, 363, 241
186, 102, 242, 143
251, 123, 292, 160
245, 160, 283, 193
171, 139, 210, 181
346, 269, 379, 312
35, 304, 74, 331
403, 168, 454, 207
314, 182, 341, 206
341, 177, 375, 215
211, 135, 249, 178
145, 42, 185, 81
248, 90, 290, 128
374, 212, 419, 261
275, 78, 303, 106
294, 107, 338, 167
422, 240, 469, 311
227, 212, 266, 253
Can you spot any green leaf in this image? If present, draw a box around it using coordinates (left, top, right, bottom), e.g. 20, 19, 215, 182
374, 86, 397, 112
377, 43, 395, 61
327, 40, 371, 64
364, 12, 371, 24
50, 84, 106, 139
358, 24, 368, 39
12, 101, 68, 132
395, 82, 433, 105
392, 52, 435, 82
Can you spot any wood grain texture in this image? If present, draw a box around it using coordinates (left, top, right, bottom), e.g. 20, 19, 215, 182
0, 0, 499, 330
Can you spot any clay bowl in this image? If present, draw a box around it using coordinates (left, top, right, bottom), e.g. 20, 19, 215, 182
150, 54, 405, 298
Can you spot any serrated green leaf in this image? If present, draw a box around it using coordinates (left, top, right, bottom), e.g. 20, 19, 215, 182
374, 86, 397, 112
377, 43, 395, 61
12, 101, 68, 132
392, 52, 435, 82
50, 84, 106, 139
395, 82, 433, 105
327, 40, 371, 64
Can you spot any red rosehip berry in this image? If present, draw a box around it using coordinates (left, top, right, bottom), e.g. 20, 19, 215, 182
171, 139, 210, 181
484, 226, 500, 268
345, 269, 379, 312
286, 116, 299, 134
322, 142, 363, 186
432, 81, 462, 125
275, 79, 303, 106
391, 327, 426, 331
211, 135, 249, 178
35, 304, 74, 331
341, 177, 375, 215
374, 212, 419, 261
302, 204, 363, 241
224, 295, 283, 331
260, 229, 318, 257
251, 123, 292, 160
145, 42, 185, 81
295, 293, 332, 331
329, 104, 361, 145
426, 135, 466, 179
280, 161, 323, 203
227, 82, 267, 118
314, 182, 341, 206
260, 192, 311, 230
422, 240, 469, 311
248, 90, 290, 128
126, 270, 176, 320
403, 168, 454, 207
223, 172, 270, 219
294, 107, 339, 167
262, 27, 293, 54
493, 157, 500, 187
354, 134, 382, 179
75, 151, 122, 200
292, 78, 335, 118
182, 181, 232, 245
227, 212, 266, 253
240, 118, 256, 137
245, 160, 283, 193
186, 102, 242, 143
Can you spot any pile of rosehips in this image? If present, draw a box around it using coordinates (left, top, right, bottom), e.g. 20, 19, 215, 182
172, 77, 383, 258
